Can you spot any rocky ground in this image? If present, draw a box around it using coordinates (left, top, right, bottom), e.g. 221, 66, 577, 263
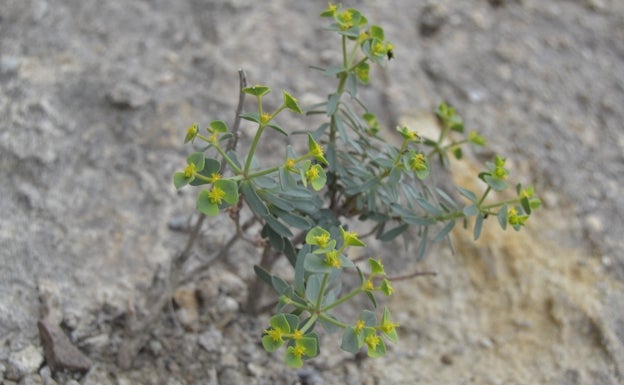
1, 0, 623, 384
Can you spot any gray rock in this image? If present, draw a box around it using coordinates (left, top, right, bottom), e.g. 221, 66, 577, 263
419, 4, 447, 37
6, 345, 44, 381
197, 328, 223, 353
37, 320, 92, 375
105, 82, 150, 110
19, 374, 45, 385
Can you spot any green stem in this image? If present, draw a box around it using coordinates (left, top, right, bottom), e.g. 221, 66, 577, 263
247, 165, 280, 179
192, 173, 213, 183
318, 313, 349, 329
321, 286, 363, 313
299, 313, 318, 334
477, 186, 492, 207
315, 273, 330, 310
214, 142, 242, 174
482, 197, 520, 211
244, 124, 265, 175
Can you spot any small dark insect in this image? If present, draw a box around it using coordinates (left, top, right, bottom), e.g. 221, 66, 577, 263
387, 49, 394, 60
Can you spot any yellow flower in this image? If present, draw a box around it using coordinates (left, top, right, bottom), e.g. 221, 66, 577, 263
364, 279, 374, 291
365, 334, 381, 350
260, 112, 271, 125
292, 329, 303, 340
380, 319, 399, 334
208, 186, 226, 205
354, 320, 366, 333
410, 153, 427, 172
372, 41, 385, 56
209, 173, 221, 183
325, 251, 341, 268
306, 165, 320, 181
285, 158, 296, 169
266, 328, 283, 342
183, 163, 196, 179
313, 233, 331, 249
291, 344, 306, 358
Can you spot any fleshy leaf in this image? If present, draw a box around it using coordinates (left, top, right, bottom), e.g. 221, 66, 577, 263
243, 85, 271, 96
283, 90, 303, 114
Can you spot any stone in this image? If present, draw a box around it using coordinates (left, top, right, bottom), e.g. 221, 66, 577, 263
197, 328, 223, 353
36, 280, 64, 325
172, 288, 200, 332
105, 82, 150, 109
6, 345, 44, 381
37, 319, 92, 376
419, 4, 447, 37
18, 374, 44, 385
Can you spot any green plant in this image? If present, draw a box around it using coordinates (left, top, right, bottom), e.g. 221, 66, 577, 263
173, 3, 540, 368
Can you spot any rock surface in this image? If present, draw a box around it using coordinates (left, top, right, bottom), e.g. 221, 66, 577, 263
1, 0, 623, 384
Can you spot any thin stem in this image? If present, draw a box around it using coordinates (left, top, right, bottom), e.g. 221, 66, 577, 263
299, 314, 319, 334
315, 273, 330, 310
318, 313, 349, 329
477, 186, 492, 207
321, 286, 363, 313
244, 124, 265, 175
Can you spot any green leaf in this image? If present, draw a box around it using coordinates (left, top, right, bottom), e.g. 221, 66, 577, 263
214, 179, 239, 205
305, 274, 324, 304
378, 223, 409, 242
327, 93, 340, 116
267, 122, 288, 136
243, 85, 270, 96
239, 112, 261, 124
271, 275, 289, 295
173, 172, 191, 189
497, 204, 508, 230
521, 196, 532, 215
196, 190, 219, 216
363, 328, 386, 358
304, 253, 333, 274
294, 246, 309, 294
341, 327, 360, 353
369, 258, 385, 275
458, 186, 478, 203
209, 120, 228, 133
463, 205, 479, 216
189, 158, 221, 186
433, 220, 455, 242
306, 227, 331, 247
264, 215, 293, 238
259, 190, 294, 211
283, 90, 303, 114
474, 215, 484, 240
241, 181, 269, 217
483, 174, 508, 192
262, 335, 283, 353
309, 165, 327, 191
254, 265, 272, 286
299, 336, 318, 357
187, 152, 205, 171
370, 25, 384, 40
380, 308, 398, 343
284, 348, 303, 368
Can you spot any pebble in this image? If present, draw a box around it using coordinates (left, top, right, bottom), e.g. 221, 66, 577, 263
37, 279, 64, 325
419, 4, 447, 37
18, 374, 44, 385
218, 368, 245, 385
6, 345, 44, 381
37, 319, 92, 375
584, 214, 604, 233
172, 288, 200, 332
105, 82, 150, 109
298, 368, 324, 385
197, 328, 223, 353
